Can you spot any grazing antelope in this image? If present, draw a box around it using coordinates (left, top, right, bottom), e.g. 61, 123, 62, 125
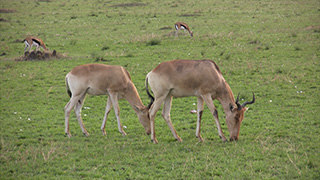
23, 36, 48, 52
65, 64, 151, 137
175, 22, 193, 37
146, 59, 255, 143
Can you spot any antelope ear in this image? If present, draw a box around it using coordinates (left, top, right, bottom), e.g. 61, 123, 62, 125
229, 103, 234, 112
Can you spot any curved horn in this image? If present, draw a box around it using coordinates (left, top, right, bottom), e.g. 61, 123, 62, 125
235, 93, 241, 110
242, 92, 255, 108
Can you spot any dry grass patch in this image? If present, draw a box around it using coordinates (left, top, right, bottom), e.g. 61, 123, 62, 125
15, 50, 66, 61
110, 3, 147, 8
0, 9, 16, 13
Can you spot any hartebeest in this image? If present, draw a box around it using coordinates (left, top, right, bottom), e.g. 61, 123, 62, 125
175, 22, 193, 37
65, 64, 151, 137
146, 59, 255, 143
23, 36, 48, 52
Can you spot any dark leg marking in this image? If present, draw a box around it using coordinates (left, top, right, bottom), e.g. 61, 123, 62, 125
213, 109, 218, 118
199, 111, 203, 121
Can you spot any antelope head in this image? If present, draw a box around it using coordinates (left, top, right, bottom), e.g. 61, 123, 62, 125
227, 93, 255, 141
134, 106, 151, 135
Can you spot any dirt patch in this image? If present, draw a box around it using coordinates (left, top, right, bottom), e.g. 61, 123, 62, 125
13, 39, 22, 43
305, 25, 320, 32
0, 9, 16, 13
305, 25, 320, 30
179, 14, 200, 17
163, 31, 175, 37
15, 50, 66, 61
0, 18, 9, 22
110, 3, 147, 7
159, 26, 172, 30
248, 39, 261, 44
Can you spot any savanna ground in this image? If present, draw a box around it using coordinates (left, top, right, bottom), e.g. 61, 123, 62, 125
0, 0, 319, 179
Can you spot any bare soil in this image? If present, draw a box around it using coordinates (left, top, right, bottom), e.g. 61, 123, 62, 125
15, 50, 65, 61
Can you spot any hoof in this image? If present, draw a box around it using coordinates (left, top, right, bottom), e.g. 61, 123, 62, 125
101, 129, 106, 136
152, 138, 158, 144
66, 132, 71, 138
230, 137, 238, 141
220, 137, 228, 143
197, 135, 204, 142
121, 131, 127, 136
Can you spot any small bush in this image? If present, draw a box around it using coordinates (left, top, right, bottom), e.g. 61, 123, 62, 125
146, 39, 161, 46
126, 53, 134, 58
15, 50, 64, 61
294, 46, 302, 51
101, 46, 110, 51
70, 40, 77, 45
248, 39, 260, 44
291, 32, 297, 38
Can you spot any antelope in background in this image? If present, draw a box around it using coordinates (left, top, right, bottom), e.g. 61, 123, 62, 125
146, 59, 255, 144
65, 64, 151, 137
175, 22, 193, 37
23, 36, 48, 52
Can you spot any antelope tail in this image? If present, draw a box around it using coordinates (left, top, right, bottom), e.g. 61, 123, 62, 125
145, 77, 154, 109
65, 75, 72, 98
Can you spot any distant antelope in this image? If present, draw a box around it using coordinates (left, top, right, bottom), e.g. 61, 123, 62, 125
65, 64, 151, 137
23, 36, 48, 52
146, 59, 255, 143
175, 22, 193, 37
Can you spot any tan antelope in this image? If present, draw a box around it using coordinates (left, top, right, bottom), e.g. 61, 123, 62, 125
175, 22, 193, 37
23, 36, 48, 52
146, 59, 255, 143
65, 64, 151, 137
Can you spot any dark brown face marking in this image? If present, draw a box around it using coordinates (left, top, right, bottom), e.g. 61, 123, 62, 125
235, 113, 240, 122
236, 108, 246, 122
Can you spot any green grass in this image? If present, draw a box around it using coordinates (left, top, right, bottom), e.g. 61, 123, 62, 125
1, 0, 319, 179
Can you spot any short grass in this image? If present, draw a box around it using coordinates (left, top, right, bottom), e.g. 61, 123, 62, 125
0, 0, 319, 179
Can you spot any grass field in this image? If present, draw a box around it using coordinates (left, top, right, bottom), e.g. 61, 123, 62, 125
1, 0, 319, 179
